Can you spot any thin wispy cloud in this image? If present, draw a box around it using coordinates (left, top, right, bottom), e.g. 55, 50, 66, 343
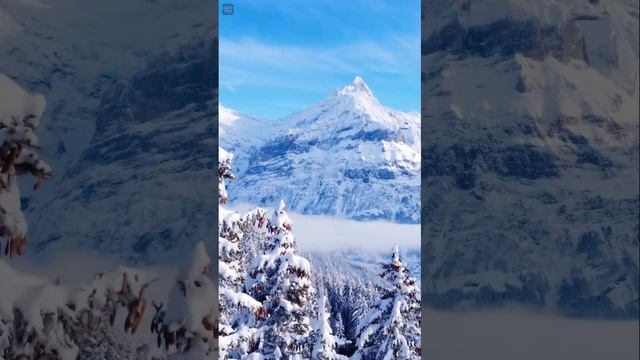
220, 36, 415, 79
220, 0, 420, 119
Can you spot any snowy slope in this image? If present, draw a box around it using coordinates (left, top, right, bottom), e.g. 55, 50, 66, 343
219, 104, 273, 175
1, 1, 217, 261
422, 0, 639, 317
225, 77, 421, 223
310, 249, 421, 287
219, 104, 271, 150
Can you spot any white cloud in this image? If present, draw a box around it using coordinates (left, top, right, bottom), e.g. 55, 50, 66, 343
228, 203, 420, 253
219, 36, 418, 91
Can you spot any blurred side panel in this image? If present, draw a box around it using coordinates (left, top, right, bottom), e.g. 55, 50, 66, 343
1, 0, 218, 358
421, 0, 639, 358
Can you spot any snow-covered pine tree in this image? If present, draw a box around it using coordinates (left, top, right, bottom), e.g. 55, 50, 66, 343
76, 266, 156, 359
218, 147, 234, 205
217, 147, 263, 359
0, 74, 52, 258
151, 241, 216, 359
316, 271, 346, 344
1, 73, 155, 359
0, 259, 155, 360
238, 208, 268, 270
352, 245, 421, 360
311, 292, 348, 360
219, 211, 263, 359
246, 200, 315, 358
331, 310, 345, 346
318, 271, 376, 357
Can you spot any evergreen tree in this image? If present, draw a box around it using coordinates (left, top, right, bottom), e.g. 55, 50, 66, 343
238, 208, 268, 270
75, 314, 139, 360
246, 200, 316, 358
218, 147, 234, 205
315, 263, 379, 357
311, 292, 348, 360
152, 241, 216, 359
0, 260, 155, 360
331, 311, 345, 345
217, 147, 263, 359
322, 278, 346, 343
353, 245, 421, 360
0, 75, 51, 258
219, 216, 263, 358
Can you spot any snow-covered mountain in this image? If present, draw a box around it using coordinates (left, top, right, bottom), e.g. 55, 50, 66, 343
422, 0, 639, 317
1, 0, 217, 262
220, 104, 271, 150
219, 104, 273, 175
223, 77, 421, 223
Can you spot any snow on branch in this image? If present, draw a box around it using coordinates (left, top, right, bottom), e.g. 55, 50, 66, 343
0, 73, 52, 258
0, 259, 156, 359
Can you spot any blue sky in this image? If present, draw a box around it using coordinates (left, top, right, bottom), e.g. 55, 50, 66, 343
220, 0, 420, 119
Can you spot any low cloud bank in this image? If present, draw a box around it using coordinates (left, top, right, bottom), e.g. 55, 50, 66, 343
228, 203, 420, 252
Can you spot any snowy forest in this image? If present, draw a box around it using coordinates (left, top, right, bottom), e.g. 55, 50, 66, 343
0, 74, 221, 359
218, 147, 421, 359
0, 74, 420, 359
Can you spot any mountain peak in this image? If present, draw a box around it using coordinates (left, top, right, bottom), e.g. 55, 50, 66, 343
335, 76, 373, 98
352, 75, 367, 87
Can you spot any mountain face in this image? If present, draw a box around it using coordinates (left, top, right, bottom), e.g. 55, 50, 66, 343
222, 77, 421, 223
1, 1, 217, 262
422, 0, 639, 317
